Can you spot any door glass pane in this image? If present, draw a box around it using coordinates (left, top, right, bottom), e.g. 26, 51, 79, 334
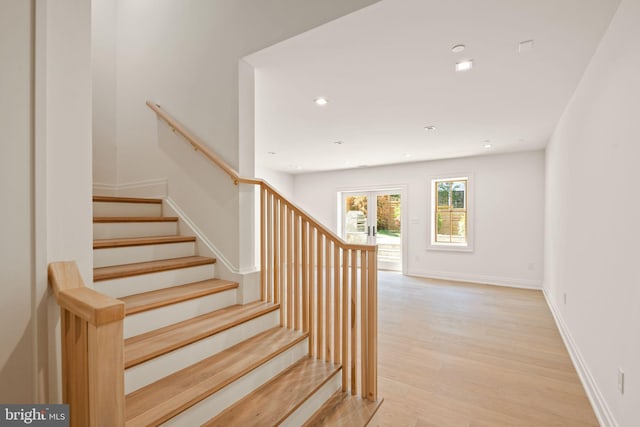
376, 194, 401, 269
344, 195, 368, 244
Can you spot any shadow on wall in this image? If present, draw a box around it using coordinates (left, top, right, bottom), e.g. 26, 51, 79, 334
0, 319, 36, 403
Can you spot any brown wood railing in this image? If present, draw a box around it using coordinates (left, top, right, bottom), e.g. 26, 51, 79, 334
49, 262, 125, 426
147, 101, 379, 401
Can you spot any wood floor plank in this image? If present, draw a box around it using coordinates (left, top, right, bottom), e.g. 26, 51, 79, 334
124, 327, 307, 426
93, 216, 178, 223
303, 391, 382, 427
124, 301, 279, 368
93, 195, 163, 204
93, 256, 215, 282
374, 272, 599, 427
203, 357, 340, 427
121, 279, 238, 316
94, 235, 196, 249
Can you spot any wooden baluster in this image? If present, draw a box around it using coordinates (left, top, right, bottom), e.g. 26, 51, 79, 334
267, 192, 273, 303
333, 244, 340, 365
341, 249, 349, 392
279, 199, 285, 325
287, 205, 293, 329
302, 220, 308, 335
360, 250, 368, 399
325, 238, 331, 362
350, 249, 357, 395
316, 233, 323, 359
367, 247, 378, 401
294, 214, 300, 331
260, 186, 266, 301
274, 197, 280, 308
309, 227, 316, 356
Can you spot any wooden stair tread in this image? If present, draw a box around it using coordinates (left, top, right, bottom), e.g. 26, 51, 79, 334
94, 256, 215, 282
93, 216, 178, 223
124, 301, 278, 368
93, 195, 163, 204
124, 327, 307, 426
94, 235, 196, 249
203, 357, 340, 427
121, 278, 238, 316
303, 392, 383, 427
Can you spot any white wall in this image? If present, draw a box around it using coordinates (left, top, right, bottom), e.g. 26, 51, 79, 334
0, 0, 36, 404
256, 166, 295, 199
92, 0, 117, 186
544, 0, 639, 425
294, 151, 545, 288
109, 0, 379, 270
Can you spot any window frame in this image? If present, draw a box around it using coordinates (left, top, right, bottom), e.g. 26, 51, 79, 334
428, 173, 474, 252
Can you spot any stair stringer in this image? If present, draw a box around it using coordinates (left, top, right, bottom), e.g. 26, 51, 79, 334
163, 197, 261, 304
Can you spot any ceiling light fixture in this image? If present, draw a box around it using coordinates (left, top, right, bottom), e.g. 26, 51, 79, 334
455, 60, 473, 72
483, 143, 492, 149
451, 44, 466, 53
314, 97, 329, 106
403, 153, 412, 158
333, 141, 344, 145
424, 125, 436, 131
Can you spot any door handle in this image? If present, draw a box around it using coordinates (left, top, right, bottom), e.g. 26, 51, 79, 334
367, 226, 371, 236
372, 226, 377, 236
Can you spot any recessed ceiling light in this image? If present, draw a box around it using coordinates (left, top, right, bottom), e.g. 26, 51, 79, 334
483, 143, 492, 149
451, 44, 466, 53
424, 125, 436, 131
403, 153, 412, 158
455, 60, 473, 72
314, 97, 328, 106
333, 141, 344, 145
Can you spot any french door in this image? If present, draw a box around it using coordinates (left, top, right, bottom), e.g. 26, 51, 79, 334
341, 190, 402, 271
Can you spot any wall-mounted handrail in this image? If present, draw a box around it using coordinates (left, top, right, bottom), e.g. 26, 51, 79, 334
147, 101, 379, 401
146, 101, 375, 252
49, 262, 125, 426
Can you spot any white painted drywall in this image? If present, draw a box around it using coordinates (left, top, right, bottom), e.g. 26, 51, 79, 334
0, 0, 36, 404
293, 151, 545, 288
110, 0, 379, 269
92, 0, 118, 186
44, 0, 93, 283
544, 0, 639, 425
256, 166, 295, 199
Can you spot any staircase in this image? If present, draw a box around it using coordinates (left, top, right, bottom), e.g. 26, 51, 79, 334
91, 195, 382, 426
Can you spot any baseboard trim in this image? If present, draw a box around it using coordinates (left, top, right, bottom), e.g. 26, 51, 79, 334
408, 270, 542, 290
542, 289, 617, 427
163, 197, 257, 277
93, 179, 168, 198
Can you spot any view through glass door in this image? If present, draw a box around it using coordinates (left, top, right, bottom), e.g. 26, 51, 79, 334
342, 190, 402, 271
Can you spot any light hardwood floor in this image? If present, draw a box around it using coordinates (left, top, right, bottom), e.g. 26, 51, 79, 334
374, 272, 598, 427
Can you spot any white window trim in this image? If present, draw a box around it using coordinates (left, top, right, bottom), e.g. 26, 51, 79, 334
427, 173, 474, 252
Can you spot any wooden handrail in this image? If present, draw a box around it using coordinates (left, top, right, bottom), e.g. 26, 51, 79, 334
49, 262, 125, 426
146, 101, 374, 252
147, 101, 379, 401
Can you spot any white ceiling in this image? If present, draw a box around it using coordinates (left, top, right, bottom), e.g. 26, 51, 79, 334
245, 0, 620, 174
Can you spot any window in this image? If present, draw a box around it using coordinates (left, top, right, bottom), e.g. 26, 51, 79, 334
429, 175, 473, 251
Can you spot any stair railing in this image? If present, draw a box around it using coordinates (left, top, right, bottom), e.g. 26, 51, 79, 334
147, 101, 378, 401
48, 261, 125, 426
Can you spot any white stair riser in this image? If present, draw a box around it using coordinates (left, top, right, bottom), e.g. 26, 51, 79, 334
93, 221, 177, 239
93, 202, 162, 217
280, 370, 342, 427
94, 242, 195, 268
124, 288, 238, 338
125, 310, 280, 393
159, 338, 308, 427
94, 264, 215, 298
